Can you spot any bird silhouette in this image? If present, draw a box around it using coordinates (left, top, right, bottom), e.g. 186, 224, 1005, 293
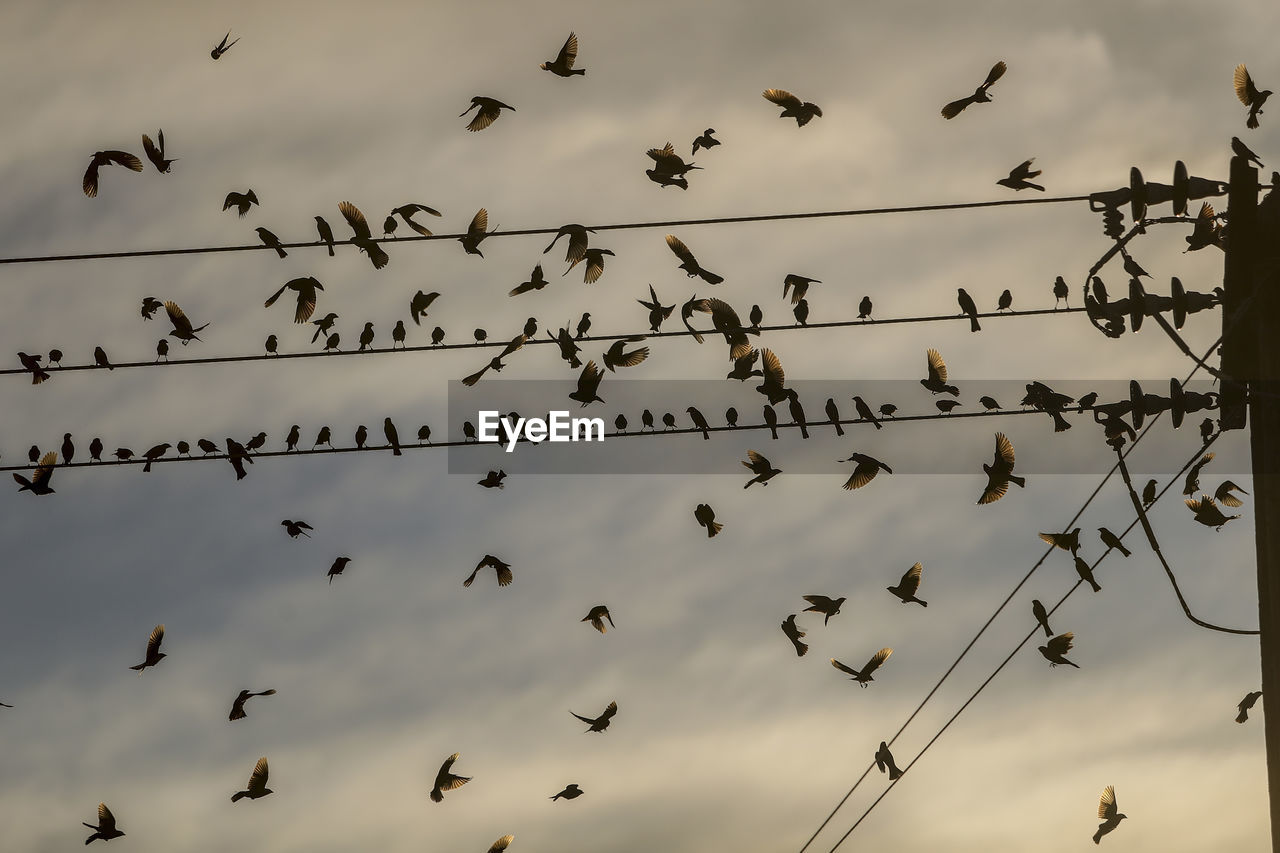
1039, 528, 1081, 554
1142, 478, 1157, 507
197, 439, 218, 456
647, 142, 701, 179
338, 201, 390, 269
265, 335, 278, 355
569, 360, 605, 407
750, 304, 763, 329
511, 265, 551, 297
1053, 275, 1069, 308
418, 425, 432, 445
229, 689, 277, 721
825, 398, 845, 435
957, 288, 981, 332
141, 129, 176, 173
831, 648, 893, 687
315, 216, 336, 255
1075, 555, 1102, 592
1234, 63, 1272, 129
887, 563, 927, 606
175, 441, 191, 457
140, 443, 171, 473
852, 395, 882, 430
265, 276, 324, 324
309, 313, 339, 345
802, 594, 845, 625
781, 274, 821, 305
551, 783, 584, 801
226, 438, 252, 480
978, 433, 1024, 504
1237, 690, 1263, 723
89, 437, 103, 461
47, 348, 62, 366
465, 554, 513, 588
996, 290, 1013, 312
430, 753, 471, 803
666, 234, 723, 284
1092, 786, 1127, 844
941, 60, 1006, 119
571, 700, 618, 733
541, 31, 585, 76
1184, 453, 1216, 495
755, 348, 788, 405
463, 421, 477, 442
582, 605, 614, 633
603, 338, 649, 371
231, 757, 273, 802
1186, 494, 1239, 529
113, 448, 133, 462
382, 418, 401, 455
1098, 528, 1130, 557
996, 158, 1043, 191
979, 396, 1001, 410
83, 150, 142, 197
1032, 599, 1053, 637
130, 624, 166, 672
281, 520, 313, 539
388, 203, 442, 236
698, 298, 757, 360
14, 451, 56, 495
156, 339, 169, 362
1185, 202, 1225, 252
793, 299, 809, 326
694, 503, 723, 537
549, 326, 582, 368
165, 301, 208, 345
742, 449, 781, 488
313, 427, 333, 450
478, 470, 506, 489
873, 741, 904, 780
83, 803, 126, 844
211, 31, 240, 60
325, 556, 351, 585
461, 97, 515, 131
575, 312, 592, 339
545, 224, 595, 267
357, 322, 375, 352
687, 407, 711, 439
1038, 632, 1079, 668
486, 836, 515, 853
638, 284, 675, 332
1215, 480, 1248, 507
763, 88, 822, 125
141, 296, 163, 320
460, 208, 496, 257
1233, 136, 1265, 168
60, 433, 75, 465
391, 320, 407, 350
615, 414, 628, 432
94, 346, 113, 370
17, 352, 50, 385
661, 412, 676, 430
840, 453, 892, 490
692, 128, 720, 154
920, 348, 958, 395
785, 389, 809, 438
223, 189, 259, 217
780, 615, 808, 656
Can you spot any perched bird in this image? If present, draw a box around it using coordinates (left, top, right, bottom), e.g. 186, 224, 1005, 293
129, 624, 166, 672
391, 320, 406, 349
978, 433, 1024, 504
638, 284, 675, 332
255, 226, 288, 258
569, 360, 605, 407
1039, 528, 1081, 554
284, 425, 301, 452
315, 216, 336, 255
430, 753, 471, 803
1186, 494, 1239, 529
852, 396, 882, 429
314, 427, 333, 449
780, 615, 808, 656
996, 158, 1044, 191
666, 234, 724, 284
357, 322, 375, 352
551, 784, 584, 801
725, 407, 738, 427
571, 700, 618, 733
615, 414, 628, 432
1038, 632, 1079, 668
17, 351, 50, 385
1098, 528, 1130, 557
338, 201, 390, 269
1233, 135, 1264, 168
831, 648, 893, 687
957, 288, 981, 332
281, 519, 313, 539
541, 31, 586, 76
141, 443, 171, 473
763, 88, 822, 126
94, 346, 113, 370
742, 449, 781, 488
750, 304, 763, 329
550, 326, 582, 368
1053, 275, 1069, 308
1215, 480, 1248, 507
156, 339, 169, 362
197, 438, 218, 455
383, 418, 402, 456
13, 451, 57, 495
223, 189, 259, 217
996, 290, 1013, 312
1184, 453, 1216, 495
1075, 555, 1102, 593
431, 326, 445, 345
465, 554, 513, 588
61, 433, 75, 465
510, 265, 549, 297
1234, 63, 1272, 129
793, 299, 809, 326
603, 338, 649, 371
575, 312, 592, 339
785, 389, 809, 438
544, 224, 594, 267
418, 425, 432, 444
225, 438, 252, 480
325, 557, 352, 584
887, 563, 927, 607
641, 410, 656, 431
460, 208, 495, 257
920, 349, 958, 395
141, 129, 176, 173
229, 688, 277, 721
694, 503, 723, 537
692, 128, 720, 155
1237, 690, 1263, 723
875, 742, 903, 780
46, 348, 62, 367
1092, 786, 1127, 845
113, 448, 133, 461
211, 31, 240, 60
388, 203, 442, 236
478, 469, 506, 489
89, 437, 103, 462
265, 276, 324, 324
231, 757, 272, 803
1142, 479, 1157, 507
980, 395, 1001, 410
802, 594, 845, 625
941, 60, 1006, 119
582, 605, 614, 634
687, 406, 711, 439
165, 301, 208, 345
176, 441, 190, 456
825, 398, 845, 435
83, 803, 126, 844
83, 149, 142, 197
662, 412, 677, 430
265, 335, 278, 355
1032, 599, 1053, 637
840, 453, 892, 491
460, 97, 515, 132
474, 329, 488, 344
463, 421, 477, 441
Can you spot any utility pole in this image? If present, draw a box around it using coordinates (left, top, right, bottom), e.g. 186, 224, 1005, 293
1222, 153, 1280, 852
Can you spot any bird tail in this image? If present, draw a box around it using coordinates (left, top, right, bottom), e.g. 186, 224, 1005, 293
1237, 709, 1249, 723
275, 247, 287, 259
708, 521, 723, 538
1089, 579, 1101, 593
1092, 829, 1102, 844
795, 640, 808, 656
430, 790, 444, 803
1248, 113, 1260, 130
231, 791, 246, 803
701, 270, 725, 285
1010, 474, 1026, 488
969, 315, 981, 332
143, 459, 153, 473
1117, 543, 1131, 557
833, 422, 845, 436
1026, 181, 1045, 191
916, 598, 928, 607
32, 369, 49, 385
327, 245, 335, 256
1042, 624, 1052, 638
129, 663, 145, 671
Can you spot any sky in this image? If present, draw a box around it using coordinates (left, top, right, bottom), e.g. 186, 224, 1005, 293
0, 1, 1275, 850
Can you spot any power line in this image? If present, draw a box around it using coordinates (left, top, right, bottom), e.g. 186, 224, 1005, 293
0, 195, 1092, 267
2, 306, 1086, 379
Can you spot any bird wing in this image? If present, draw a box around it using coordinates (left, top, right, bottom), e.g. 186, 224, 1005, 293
468, 208, 488, 237
142, 133, 162, 167
570, 710, 595, 724
467, 106, 498, 131
577, 360, 603, 395
760, 349, 785, 387
978, 477, 1009, 505
248, 756, 269, 790
165, 301, 194, 336
600, 700, 618, 721
82, 160, 101, 197
746, 449, 770, 471
436, 753, 460, 783
32, 452, 57, 489
940, 96, 974, 120
703, 298, 742, 329
863, 647, 893, 676
145, 624, 165, 657
557, 31, 579, 67
489, 835, 515, 853
665, 234, 696, 265
981, 60, 1007, 89
1235, 64, 1259, 105
994, 432, 1015, 467
1098, 785, 1117, 820
647, 142, 678, 164
802, 594, 831, 608
830, 657, 860, 677
1010, 158, 1037, 180
843, 462, 881, 491
614, 347, 649, 368
104, 150, 143, 171
584, 251, 608, 284
763, 88, 802, 109
926, 348, 948, 384
1048, 632, 1074, 656
898, 563, 923, 595
339, 201, 372, 239
98, 803, 116, 831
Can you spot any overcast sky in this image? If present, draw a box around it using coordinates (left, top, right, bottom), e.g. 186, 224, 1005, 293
0, 1, 1275, 851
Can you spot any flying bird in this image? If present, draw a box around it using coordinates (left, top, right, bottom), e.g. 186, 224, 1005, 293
742, 449, 781, 488
14, 451, 56, 495
1038, 528, 1081, 554
1184, 452, 1215, 495
229, 689, 277, 721
265, 276, 324, 324
1215, 480, 1248, 507
783, 274, 819, 305
875, 742, 903, 780
129, 624, 166, 672
763, 88, 823, 126
603, 339, 649, 372
551, 783, 584, 801
571, 700, 618, 733
666, 234, 723, 284
460, 208, 495, 256
978, 432, 1024, 504
83, 150, 142, 197
1186, 494, 1240, 529
574, 247, 616, 283
698, 298, 757, 360
886, 562, 927, 606
231, 757, 273, 802
281, 519, 313, 539
941, 60, 1006, 119
802, 594, 845, 625
1185, 202, 1225, 252
638, 284, 675, 332
755, 348, 788, 405
1092, 786, 1127, 844
338, 201, 390, 269
165, 301, 208, 344
831, 648, 893, 687
83, 803, 126, 844
920, 348, 959, 395
1234, 64, 1272, 129
1032, 599, 1053, 637
478, 470, 507, 489
544, 224, 594, 266
647, 142, 702, 177
996, 158, 1043, 191
430, 753, 471, 803
1038, 632, 1079, 668
840, 453, 892, 491
692, 128, 720, 155
388, 203, 442, 236
569, 360, 605, 407
211, 31, 240, 60
541, 31, 586, 76
223, 189, 259, 217
465, 554, 513, 587
461, 97, 515, 131
582, 605, 614, 634
510, 265, 549, 296
780, 615, 808, 657
141, 130, 176, 173
1237, 690, 1263, 723
694, 503, 723, 537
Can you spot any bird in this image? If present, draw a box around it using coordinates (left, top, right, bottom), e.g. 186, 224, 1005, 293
831, 648, 893, 687
569, 360, 605, 407
550, 326, 582, 368
338, 201, 390, 269
750, 304, 763, 330
996, 158, 1044, 191
1038, 528, 1081, 554
89, 438, 103, 462
281, 520, 313, 539
582, 605, 614, 634
17, 351, 50, 385
323, 332, 341, 352
996, 290, 1013, 312
698, 298, 757, 360
840, 453, 892, 491
1098, 528, 1130, 557
763, 88, 822, 126
755, 348, 788, 405
638, 284, 675, 332
223, 189, 259, 217
474, 328, 488, 344
357, 322, 375, 352
1186, 494, 1240, 529
825, 398, 845, 435
647, 142, 702, 178
1142, 479, 1157, 507
785, 389, 809, 438
645, 168, 687, 191
14, 451, 57, 495
1038, 632, 1079, 668
280, 426, 300, 453
82, 149, 142, 197
742, 450, 781, 488
1092, 786, 1127, 844
687, 406, 711, 439
463, 421, 477, 442
326, 556, 351, 584
666, 234, 724, 284
141, 129, 176, 173
551, 784, 584, 801
1075, 555, 1102, 593
1215, 480, 1249, 507
460, 208, 495, 256
802, 594, 845, 625
1234, 63, 1272, 129
129, 625, 166, 672
1237, 690, 1263, 723
941, 60, 1006, 119
460, 96, 515, 131
60, 433, 75, 465
852, 396, 882, 429
1053, 275, 1069, 308
545, 224, 594, 267
510, 265, 549, 297
920, 349, 958, 395
875, 742, 903, 780
254, 226, 288, 259
140, 443, 171, 473
211, 31, 240, 60
477, 469, 508, 490
197, 438, 218, 456
229, 689, 277, 721
1184, 453, 1216, 495
1032, 599, 1053, 637
156, 339, 169, 362
662, 412, 677, 430
465, 554, 513, 588
265, 276, 324, 324
402, 292, 440, 330
140, 296, 163, 320
979, 396, 1001, 410
642, 409, 656, 430
571, 700, 618, 733
780, 615, 808, 656
265, 335, 278, 355
615, 414, 628, 432
541, 31, 585, 76
315, 216, 335, 255
46, 348, 62, 367
165, 301, 208, 345
957, 288, 981, 332
575, 312, 592, 339
309, 313, 339, 344
603, 338, 649, 371
231, 757, 273, 803
226, 438, 252, 480
83, 803, 126, 844
887, 563, 927, 606
694, 503, 723, 537
391, 320, 407, 350
418, 425, 432, 444
978, 433, 1025, 504
113, 448, 134, 462
430, 753, 471, 803
692, 128, 720, 155
1233, 136, 1264, 168
793, 299, 809, 326
94, 346, 113, 370
175, 441, 190, 457
1185, 202, 1225, 252
388, 203, 442, 236
382, 418, 402, 456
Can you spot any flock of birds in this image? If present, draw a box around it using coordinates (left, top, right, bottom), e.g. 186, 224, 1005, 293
4, 26, 1274, 851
